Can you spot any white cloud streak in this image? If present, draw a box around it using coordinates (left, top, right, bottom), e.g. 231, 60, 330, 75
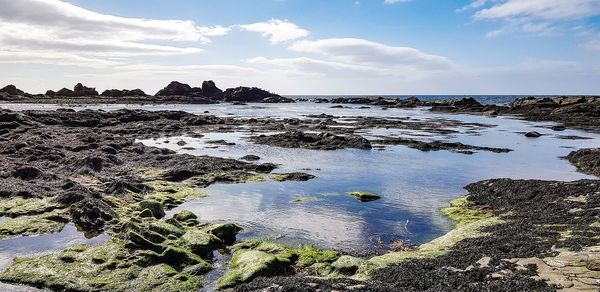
240, 19, 309, 44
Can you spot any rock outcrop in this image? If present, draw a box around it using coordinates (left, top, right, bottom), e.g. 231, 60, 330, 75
222, 87, 292, 103
201, 80, 223, 99
155, 81, 203, 97
73, 83, 99, 97
0, 85, 25, 96
101, 89, 147, 97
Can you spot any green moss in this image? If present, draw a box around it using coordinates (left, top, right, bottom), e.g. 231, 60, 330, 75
290, 245, 340, 267
217, 249, 293, 289
0, 197, 60, 217
290, 197, 320, 204
348, 191, 381, 202
173, 210, 198, 222
178, 229, 222, 258
441, 196, 491, 226
0, 210, 68, 239
136, 200, 165, 219
143, 180, 206, 206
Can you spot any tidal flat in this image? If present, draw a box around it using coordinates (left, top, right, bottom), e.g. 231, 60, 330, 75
1, 97, 600, 291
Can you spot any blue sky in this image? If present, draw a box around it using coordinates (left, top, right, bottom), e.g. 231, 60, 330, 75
1, 0, 600, 95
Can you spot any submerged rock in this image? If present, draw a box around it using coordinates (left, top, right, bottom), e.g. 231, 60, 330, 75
348, 191, 381, 202
250, 131, 372, 150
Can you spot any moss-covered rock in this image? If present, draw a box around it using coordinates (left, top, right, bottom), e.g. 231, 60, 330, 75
0, 197, 60, 217
217, 249, 293, 288
173, 210, 198, 222
203, 223, 242, 245
178, 229, 222, 258
290, 197, 320, 204
137, 200, 165, 219
348, 191, 381, 202
0, 210, 69, 239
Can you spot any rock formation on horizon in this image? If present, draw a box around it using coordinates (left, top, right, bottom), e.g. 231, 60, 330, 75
0, 85, 25, 96
101, 89, 147, 97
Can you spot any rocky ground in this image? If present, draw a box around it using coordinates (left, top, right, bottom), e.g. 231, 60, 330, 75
0, 103, 599, 291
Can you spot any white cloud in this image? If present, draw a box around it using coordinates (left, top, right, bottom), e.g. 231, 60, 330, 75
289, 38, 451, 69
456, 0, 489, 12
0, 0, 228, 66
240, 19, 309, 44
475, 0, 600, 20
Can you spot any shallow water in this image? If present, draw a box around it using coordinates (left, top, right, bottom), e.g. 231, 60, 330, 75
128, 104, 600, 252
2, 102, 599, 253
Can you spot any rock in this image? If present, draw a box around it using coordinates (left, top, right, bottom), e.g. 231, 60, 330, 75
179, 230, 222, 258
203, 223, 242, 245
240, 155, 260, 161
155, 81, 203, 97
222, 87, 288, 103
525, 131, 542, 138
138, 200, 165, 219
217, 249, 293, 288
12, 166, 42, 180
566, 148, 600, 177
451, 97, 481, 108
56, 88, 75, 97
138, 209, 154, 218
0, 85, 25, 96
101, 89, 147, 97
201, 80, 222, 99
73, 83, 98, 97
348, 191, 381, 202
250, 131, 372, 150
331, 255, 368, 275
45, 90, 56, 96
272, 172, 316, 182
173, 210, 198, 222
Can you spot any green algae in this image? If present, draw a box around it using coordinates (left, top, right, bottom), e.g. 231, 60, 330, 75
347, 191, 381, 202
143, 180, 206, 205
218, 240, 341, 288
0, 210, 69, 240
290, 197, 320, 204
0, 197, 60, 217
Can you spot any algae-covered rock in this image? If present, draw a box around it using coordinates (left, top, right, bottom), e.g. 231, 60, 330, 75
348, 191, 381, 202
0, 197, 60, 217
217, 249, 293, 288
291, 197, 320, 204
179, 229, 222, 258
203, 223, 242, 244
138, 200, 165, 218
0, 210, 68, 239
149, 221, 185, 237
331, 255, 370, 275
174, 210, 198, 222
0, 239, 206, 291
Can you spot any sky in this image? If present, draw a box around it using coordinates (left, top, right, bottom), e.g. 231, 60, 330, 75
1, 0, 600, 95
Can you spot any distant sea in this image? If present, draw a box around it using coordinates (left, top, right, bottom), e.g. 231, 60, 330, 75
285, 95, 529, 105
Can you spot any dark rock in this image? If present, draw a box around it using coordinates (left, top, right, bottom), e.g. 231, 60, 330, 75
250, 131, 372, 150
12, 166, 42, 180
56, 88, 75, 97
101, 89, 147, 98
201, 80, 222, 99
240, 155, 260, 161
73, 83, 98, 97
373, 137, 512, 154
566, 148, 600, 177
272, 172, 316, 182
45, 90, 56, 96
156, 81, 203, 97
524, 131, 542, 138
222, 87, 289, 103
0, 85, 25, 96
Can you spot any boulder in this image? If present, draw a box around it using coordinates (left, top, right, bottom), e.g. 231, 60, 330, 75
222, 87, 283, 103
56, 88, 75, 97
101, 89, 147, 97
45, 90, 56, 96
138, 200, 165, 218
156, 81, 203, 97
524, 131, 542, 138
73, 83, 98, 97
0, 85, 25, 96
201, 80, 223, 99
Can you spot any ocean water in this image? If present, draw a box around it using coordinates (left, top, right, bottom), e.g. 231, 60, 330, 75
1, 102, 599, 256
287, 95, 525, 105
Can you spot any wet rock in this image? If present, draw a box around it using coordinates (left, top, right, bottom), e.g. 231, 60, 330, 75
176, 140, 187, 146
138, 209, 154, 218
272, 172, 316, 182
250, 131, 372, 150
70, 198, 116, 230
138, 200, 165, 219
373, 137, 512, 154
240, 155, 260, 161
173, 210, 198, 222
203, 223, 242, 245
12, 166, 42, 180
179, 229, 222, 258
218, 249, 293, 288
525, 131, 542, 138
348, 191, 381, 202
566, 148, 600, 177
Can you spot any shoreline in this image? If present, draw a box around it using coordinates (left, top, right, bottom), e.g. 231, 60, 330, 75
0, 106, 598, 290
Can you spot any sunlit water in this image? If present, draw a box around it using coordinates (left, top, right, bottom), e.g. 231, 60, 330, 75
1, 102, 599, 255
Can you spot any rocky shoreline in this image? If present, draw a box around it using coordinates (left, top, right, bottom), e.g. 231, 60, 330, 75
0, 102, 599, 290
